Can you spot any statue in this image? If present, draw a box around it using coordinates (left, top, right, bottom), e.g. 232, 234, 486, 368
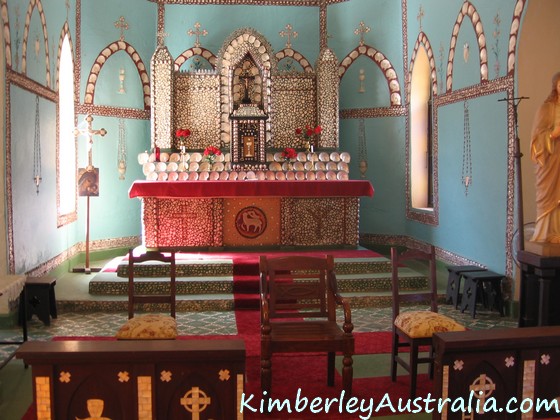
530, 72, 560, 243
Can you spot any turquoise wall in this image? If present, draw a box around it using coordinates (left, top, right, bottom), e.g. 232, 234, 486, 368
4, 0, 524, 275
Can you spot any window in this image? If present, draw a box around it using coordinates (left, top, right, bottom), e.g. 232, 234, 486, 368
410, 46, 433, 210
57, 34, 77, 226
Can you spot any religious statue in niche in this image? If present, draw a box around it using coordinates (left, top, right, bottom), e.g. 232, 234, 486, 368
233, 57, 262, 108
530, 72, 560, 244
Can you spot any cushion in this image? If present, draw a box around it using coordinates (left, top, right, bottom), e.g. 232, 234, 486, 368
116, 314, 177, 340
394, 310, 465, 338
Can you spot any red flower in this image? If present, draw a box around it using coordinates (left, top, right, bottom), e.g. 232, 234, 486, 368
203, 145, 222, 156
176, 129, 191, 138
296, 125, 322, 140
281, 147, 297, 160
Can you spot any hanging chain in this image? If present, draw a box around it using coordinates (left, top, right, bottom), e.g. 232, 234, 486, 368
117, 117, 127, 180
33, 95, 42, 194
358, 118, 368, 178
462, 100, 472, 195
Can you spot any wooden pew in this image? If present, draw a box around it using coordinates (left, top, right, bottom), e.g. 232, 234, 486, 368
433, 326, 560, 419
17, 339, 245, 420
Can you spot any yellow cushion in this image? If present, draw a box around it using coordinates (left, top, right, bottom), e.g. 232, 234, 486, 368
394, 310, 465, 338
116, 314, 177, 340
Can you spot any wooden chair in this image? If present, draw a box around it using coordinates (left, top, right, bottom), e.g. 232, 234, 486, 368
127, 248, 176, 319
390, 245, 465, 399
115, 248, 177, 340
259, 255, 354, 399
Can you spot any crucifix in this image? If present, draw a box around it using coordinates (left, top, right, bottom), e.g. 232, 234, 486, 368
73, 115, 107, 274
187, 22, 208, 48
354, 21, 371, 47
239, 70, 254, 104
279, 24, 298, 49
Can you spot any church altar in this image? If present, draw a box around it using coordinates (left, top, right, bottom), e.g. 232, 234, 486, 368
129, 180, 373, 249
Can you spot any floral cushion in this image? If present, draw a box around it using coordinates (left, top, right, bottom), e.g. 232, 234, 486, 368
394, 310, 465, 338
115, 314, 177, 340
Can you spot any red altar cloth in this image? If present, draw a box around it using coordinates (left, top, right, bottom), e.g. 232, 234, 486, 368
129, 180, 374, 199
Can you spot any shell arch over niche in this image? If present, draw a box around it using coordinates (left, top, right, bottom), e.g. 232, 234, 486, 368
216, 28, 277, 148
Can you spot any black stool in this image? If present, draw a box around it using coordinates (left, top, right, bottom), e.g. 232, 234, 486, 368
25, 276, 57, 326
445, 265, 487, 308
460, 271, 505, 318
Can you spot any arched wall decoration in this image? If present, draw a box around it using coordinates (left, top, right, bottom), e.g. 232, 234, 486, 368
55, 22, 73, 92
83, 40, 151, 110
275, 48, 314, 73
174, 47, 217, 71
408, 32, 438, 97
216, 28, 275, 148
445, 1, 488, 92
338, 44, 402, 107
1, 0, 12, 69
507, 0, 526, 75
21, 0, 51, 88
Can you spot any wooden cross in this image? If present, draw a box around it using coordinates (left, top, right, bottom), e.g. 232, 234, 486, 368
187, 22, 208, 48
279, 24, 298, 49
354, 21, 371, 47
239, 70, 255, 104
417, 5, 425, 31
156, 30, 169, 47
114, 16, 129, 41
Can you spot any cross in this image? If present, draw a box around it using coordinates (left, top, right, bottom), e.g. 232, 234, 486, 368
469, 374, 496, 414
74, 114, 107, 167
354, 21, 371, 47
279, 24, 298, 49
180, 387, 211, 420
114, 16, 129, 42
417, 5, 425, 31
65, 0, 70, 22
156, 30, 169, 48
239, 70, 255, 104
187, 22, 208, 48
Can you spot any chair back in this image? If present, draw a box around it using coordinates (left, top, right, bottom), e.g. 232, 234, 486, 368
259, 255, 338, 321
390, 245, 438, 320
127, 249, 176, 319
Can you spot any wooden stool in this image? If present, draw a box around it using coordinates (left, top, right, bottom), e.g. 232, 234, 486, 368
460, 271, 505, 318
25, 276, 57, 326
445, 265, 487, 308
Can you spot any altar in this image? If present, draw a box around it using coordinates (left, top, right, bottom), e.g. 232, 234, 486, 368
129, 180, 373, 249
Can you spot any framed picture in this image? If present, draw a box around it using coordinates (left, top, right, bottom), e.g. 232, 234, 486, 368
78, 167, 99, 197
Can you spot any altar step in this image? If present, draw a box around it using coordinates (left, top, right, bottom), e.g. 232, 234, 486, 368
62, 254, 430, 313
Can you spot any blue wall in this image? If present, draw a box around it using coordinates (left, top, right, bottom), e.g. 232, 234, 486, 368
4, 0, 524, 275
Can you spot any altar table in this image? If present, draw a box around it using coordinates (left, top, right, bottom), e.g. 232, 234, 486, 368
129, 180, 374, 249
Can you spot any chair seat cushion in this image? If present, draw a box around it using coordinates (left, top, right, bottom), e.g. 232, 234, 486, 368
394, 311, 465, 338
116, 314, 177, 340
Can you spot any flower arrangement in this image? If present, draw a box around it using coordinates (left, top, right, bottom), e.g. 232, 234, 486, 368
281, 147, 297, 162
203, 145, 222, 164
175, 128, 191, 152
296, 125, 322, 151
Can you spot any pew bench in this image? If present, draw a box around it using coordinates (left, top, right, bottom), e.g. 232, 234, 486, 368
16, 339, 245, 420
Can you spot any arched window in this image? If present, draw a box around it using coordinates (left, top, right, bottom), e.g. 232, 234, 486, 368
57, 34, 77, 226
410, 46, 433, 210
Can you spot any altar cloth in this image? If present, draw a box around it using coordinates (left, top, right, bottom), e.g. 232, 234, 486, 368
129, 180, 374, 199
